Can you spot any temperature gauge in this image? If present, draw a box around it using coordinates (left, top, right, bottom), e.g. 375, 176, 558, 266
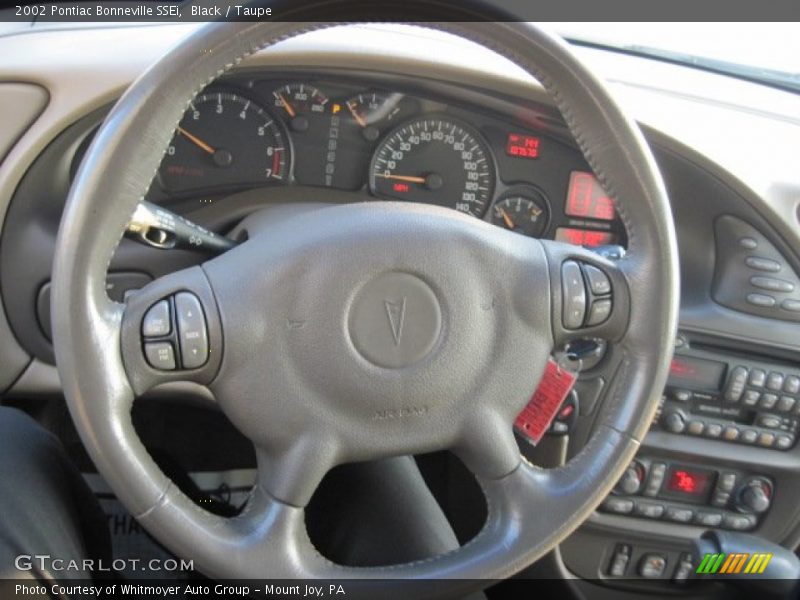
489, 191, 549, 238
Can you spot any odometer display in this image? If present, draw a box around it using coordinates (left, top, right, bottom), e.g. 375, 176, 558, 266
566, 171, 616, 221
369, 117, 495, 217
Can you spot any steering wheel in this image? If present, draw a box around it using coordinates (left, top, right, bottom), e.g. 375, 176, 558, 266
52, 7, 678, 598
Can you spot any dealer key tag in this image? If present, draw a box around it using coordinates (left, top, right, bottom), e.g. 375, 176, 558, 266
515, 356, 578, 445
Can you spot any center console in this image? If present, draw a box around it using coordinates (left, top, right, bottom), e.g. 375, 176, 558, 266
560, 334, 800, 586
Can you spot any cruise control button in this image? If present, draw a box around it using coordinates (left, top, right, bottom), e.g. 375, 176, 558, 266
561, 261, 586, 330
583, 264, 612, 295
586, 298, 612, 326
142, 299, 171, 337
144, 342, 176, 371
175, 292, 209, 369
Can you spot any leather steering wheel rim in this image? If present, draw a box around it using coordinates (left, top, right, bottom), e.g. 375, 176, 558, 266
52, 7, 678, 597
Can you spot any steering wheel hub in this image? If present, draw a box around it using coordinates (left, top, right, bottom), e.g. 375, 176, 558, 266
348, 271, 442, 369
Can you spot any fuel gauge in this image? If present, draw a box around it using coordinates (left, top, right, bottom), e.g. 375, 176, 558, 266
344, 91, 403, 141
489, 190, 549, 238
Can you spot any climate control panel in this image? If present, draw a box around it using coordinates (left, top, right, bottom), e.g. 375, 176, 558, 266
599, 457, 773, 531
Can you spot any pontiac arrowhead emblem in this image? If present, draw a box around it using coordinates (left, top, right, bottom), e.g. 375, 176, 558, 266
384, 298, 407, 345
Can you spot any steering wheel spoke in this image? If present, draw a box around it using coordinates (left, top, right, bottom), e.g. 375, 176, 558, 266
120, 265, 224, 396
539, 239, 632, 349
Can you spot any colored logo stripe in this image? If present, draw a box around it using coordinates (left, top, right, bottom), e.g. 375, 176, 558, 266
696, 552, 772, 575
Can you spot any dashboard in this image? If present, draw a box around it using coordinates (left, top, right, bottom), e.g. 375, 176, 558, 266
144, 74, 626, 248
1, 22, 800, 599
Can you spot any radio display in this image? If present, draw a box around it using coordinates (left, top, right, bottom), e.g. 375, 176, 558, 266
662, 466, 715, 504
566, 171, 616, 221
669, 356, 727, 390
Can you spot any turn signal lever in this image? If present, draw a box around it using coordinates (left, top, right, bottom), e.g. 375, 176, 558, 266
692, 530, 800, 598
126, 201, 237, 255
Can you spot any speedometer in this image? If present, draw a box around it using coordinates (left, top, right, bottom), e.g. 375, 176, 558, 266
369, 117, 495, 217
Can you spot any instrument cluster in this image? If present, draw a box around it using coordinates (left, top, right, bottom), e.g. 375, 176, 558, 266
149, 76, 626, 248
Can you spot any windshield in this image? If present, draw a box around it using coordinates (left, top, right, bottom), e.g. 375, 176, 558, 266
555, 22, 800, 93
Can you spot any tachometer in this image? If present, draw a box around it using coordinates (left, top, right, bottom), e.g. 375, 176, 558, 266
369, 117, 495, 217
159, 92, 289, 195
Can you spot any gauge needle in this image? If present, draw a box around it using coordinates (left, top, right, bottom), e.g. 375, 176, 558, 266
497, 207, 516, 229
375, 173, 427, 184
277, 93, 297, 118
346, 101, 367, 128
177, 126, 215, 155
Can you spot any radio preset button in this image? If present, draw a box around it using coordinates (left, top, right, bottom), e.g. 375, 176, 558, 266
757, 432, 776, 447
777, 396, 796, 413
740, 430, 758, 444
705, 423, 723, 438
687, 420, 705, 436
722, 426, 740, 441
742, 390, 761, 406
776, 435, 794, 449
784, 375, 800, 394
759, 393, 778, 409
748, 369, 766, 388
766, 372, 785, 391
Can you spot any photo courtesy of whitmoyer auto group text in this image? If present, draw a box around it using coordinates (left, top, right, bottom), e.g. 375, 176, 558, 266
0, 0, 798, 598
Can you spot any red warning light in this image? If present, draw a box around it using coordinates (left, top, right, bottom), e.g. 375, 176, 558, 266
392, 183, 410, 193
506, 133, 540, 159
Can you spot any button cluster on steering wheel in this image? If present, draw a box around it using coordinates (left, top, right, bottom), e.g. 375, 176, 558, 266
142, 292, 209, 370
561, 260, 613, 330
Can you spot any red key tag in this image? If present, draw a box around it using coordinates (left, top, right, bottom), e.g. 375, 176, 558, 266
515, 356, 578, 445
